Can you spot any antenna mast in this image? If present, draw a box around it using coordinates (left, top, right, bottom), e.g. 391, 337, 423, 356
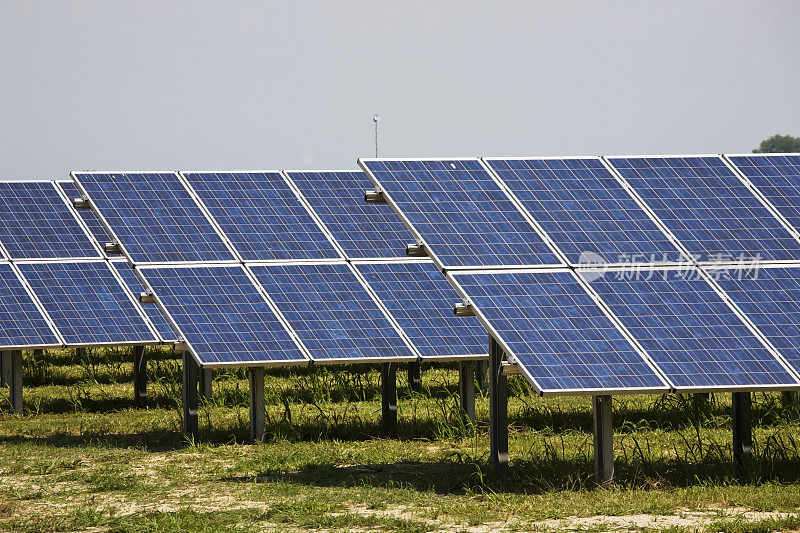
373, 114, 380, 157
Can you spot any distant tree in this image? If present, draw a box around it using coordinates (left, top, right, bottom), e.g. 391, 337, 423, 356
753, 134, 800, 153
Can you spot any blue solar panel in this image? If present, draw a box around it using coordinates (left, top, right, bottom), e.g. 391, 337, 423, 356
356, 261, 487, 359
0, 263, 60, 348
586, 268, 797, 389
109, 261, 178, 342
18, 261, 156, 345
451, 270, 666, 392
56, 180, 112, 246
485, 158, 686, 265
250, 263, 415, 362
141, 265, 307, 366
0, 181, 100, 260
71, 173, 235, 263
359, 159, 560, 268
712, 266, 800, 376
606, 156, 800, 262
182, 172, 341, 261
287, 171, 415, 259
726, 154, 800, 234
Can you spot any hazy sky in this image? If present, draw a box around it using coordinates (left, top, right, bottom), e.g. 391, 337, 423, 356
1, 1, 798, 178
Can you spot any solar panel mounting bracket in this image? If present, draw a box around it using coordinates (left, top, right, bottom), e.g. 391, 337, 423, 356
104, 242, 122, 255
139, 291, 156, 304
453, 301, 475, 317
500, 361, 522, 376
364, 189, 387, 204
405, 243, 427, 258
72, 197, 91, 209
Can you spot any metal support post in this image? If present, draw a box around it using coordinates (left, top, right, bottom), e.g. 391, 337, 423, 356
76, 347, 87, 363
407, 361, 421, 392
199, 368, 213, 401
732, 391, 753, 468
2, 351, 23, 414
381, 362, 397, 434
133, 346, 147, 408
182, 352, 199, 440
459, 360, 476, 424
593, 395, 614, 483
249, 367, 265, 443
489, 337, 508, 478
476, 359, 488, 391
0, 350, 6, 388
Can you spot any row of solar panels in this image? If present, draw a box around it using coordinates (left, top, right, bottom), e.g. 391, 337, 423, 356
359, 154, 800, 394
0, 175, 488, 366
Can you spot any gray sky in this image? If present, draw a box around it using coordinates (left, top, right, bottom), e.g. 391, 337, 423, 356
1, 1, 798, 178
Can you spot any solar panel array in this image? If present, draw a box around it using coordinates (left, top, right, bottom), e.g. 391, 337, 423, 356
361, 155, 800, 395
0, 263, 60, 349
70, 169, 486, 368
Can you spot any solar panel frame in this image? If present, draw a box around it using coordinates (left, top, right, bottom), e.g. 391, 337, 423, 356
353, 258, 488, 362
138, 262, 312, 368
602, 154, 800, 266
583, 264, 800, 392
0, 180, 103, 261
723, 153, 800, 243
179, 170, 345, 263
283, 169, 417, 261
446, 266, 671, 396
70, 171, 239, 265
482, 156, 691, 267
0, 261, 63, 349
247, 260, 419, 364
16, 259, 160, 348
358, 157, 566, 271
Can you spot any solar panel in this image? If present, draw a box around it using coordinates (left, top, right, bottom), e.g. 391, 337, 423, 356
0, 181, 101, 260
286, 170, 415, 260
109, 261, 178, 342
355, 261, 487, 359
726, 154, 800, 235
71, 172, 235, 263
250, 262, 416, 362
17, 261, 157, 346
605, 155, 800, 263
711, 265, 800, 376
359, 159, 561, 269
0, 263, 60, 349
585, 267, 798, 390
182, 171, 342, 261
140, 264, 307, 366
450, 269, 667, 393
56, 180, 112, 246
485, 158, 686, 265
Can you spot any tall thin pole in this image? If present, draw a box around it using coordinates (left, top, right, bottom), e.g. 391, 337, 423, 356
373, 114, 379, 157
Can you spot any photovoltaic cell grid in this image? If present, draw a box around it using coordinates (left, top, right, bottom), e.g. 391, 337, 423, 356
356, 261, 487, 359
109, 261, 178, 342
0, 182, 100, 260
18, 261, 156, 346
359, 159, 560, 268
485, 158, 686, 265
141, 265, 307, 365
727, 154, 800, 234
585, 268, 798, 389
452, 270, 666, 392
605, 156, 800, 262
182, 172, 341, 261
0, 263, 59, 348
71, 173, 235, 263
56, 181, 112, 245
712, 266, 800, 375
250, 263, 416, 362
287, 171, 415, 260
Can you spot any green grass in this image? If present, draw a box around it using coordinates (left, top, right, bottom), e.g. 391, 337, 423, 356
1, 348, 799, 531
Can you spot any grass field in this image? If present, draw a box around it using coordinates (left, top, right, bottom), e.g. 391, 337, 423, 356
1, 347, 800, 532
